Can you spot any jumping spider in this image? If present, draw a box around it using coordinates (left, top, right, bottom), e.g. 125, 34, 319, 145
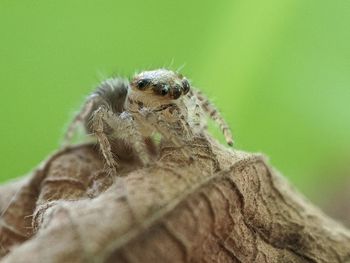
63, 69, 233, 176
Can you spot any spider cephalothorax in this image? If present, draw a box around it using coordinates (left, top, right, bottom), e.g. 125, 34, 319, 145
63, 69, 233, 177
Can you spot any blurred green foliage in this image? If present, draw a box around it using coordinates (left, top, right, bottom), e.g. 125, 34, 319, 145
0, 0, 349, 203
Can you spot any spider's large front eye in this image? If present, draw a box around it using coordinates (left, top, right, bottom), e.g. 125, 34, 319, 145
137, 79, 150, 90
170, 86, 181, 99
153, 83, 168, 96
182, 79, 190, 94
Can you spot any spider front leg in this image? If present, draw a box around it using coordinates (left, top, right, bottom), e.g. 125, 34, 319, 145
191, 90, 234, 146
92, 107, 151, 170
91, 106, 119, 177
113, 111, 151, 166
138, 108, 192, 161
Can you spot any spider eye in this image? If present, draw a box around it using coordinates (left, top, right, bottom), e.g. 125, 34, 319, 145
160, 87, 168, 96
136, 79, 150, 90
171, 86, 181, 99
182, 79, 190, 94
154, 84, 168, 96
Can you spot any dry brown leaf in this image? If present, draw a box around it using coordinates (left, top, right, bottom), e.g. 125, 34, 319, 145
1, 136, 350, 263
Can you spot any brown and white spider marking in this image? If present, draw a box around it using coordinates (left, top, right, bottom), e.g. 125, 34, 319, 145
63, 69, 233, 176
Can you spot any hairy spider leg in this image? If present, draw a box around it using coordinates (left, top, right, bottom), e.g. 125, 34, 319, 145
137, 108, 192, 160
159, 103, 193, 139
107, 111, 151, 166
63, 77, 129, 147
191, 90, 234, 146
91, 106, 119, 177
91, 106, 153, 177
186, 95, 207, 136
63, 98, 95, 146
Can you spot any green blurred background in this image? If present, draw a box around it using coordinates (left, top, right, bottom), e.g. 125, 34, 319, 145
0, 1, 349, 213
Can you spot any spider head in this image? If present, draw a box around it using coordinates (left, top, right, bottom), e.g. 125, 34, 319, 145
130, 69, 190, 100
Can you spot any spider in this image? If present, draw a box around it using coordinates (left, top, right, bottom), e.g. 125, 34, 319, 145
63, 69, 233, 176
